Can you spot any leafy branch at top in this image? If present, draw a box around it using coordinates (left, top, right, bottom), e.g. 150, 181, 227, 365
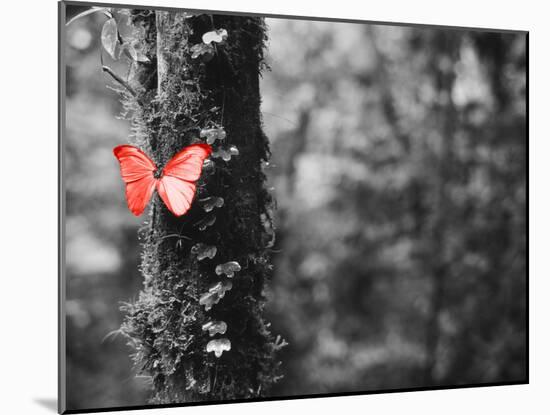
65, 6, 112, 26
67, 7, 150, 63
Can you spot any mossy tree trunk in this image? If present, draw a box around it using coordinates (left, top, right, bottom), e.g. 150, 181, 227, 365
120, 9, 282, 403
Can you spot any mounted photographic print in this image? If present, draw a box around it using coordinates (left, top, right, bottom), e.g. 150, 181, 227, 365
58, 1, 528, 413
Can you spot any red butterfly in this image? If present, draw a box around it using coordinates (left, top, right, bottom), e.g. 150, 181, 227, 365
113, 143, 212, 217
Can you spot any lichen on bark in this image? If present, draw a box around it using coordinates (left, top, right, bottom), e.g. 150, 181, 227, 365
117, 9, 282, 403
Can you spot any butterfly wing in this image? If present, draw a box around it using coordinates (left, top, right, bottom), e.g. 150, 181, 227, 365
163, 143, 213, 182
157, 144, 212, 216
113, 145, 157, 216
157, 176, 197, 217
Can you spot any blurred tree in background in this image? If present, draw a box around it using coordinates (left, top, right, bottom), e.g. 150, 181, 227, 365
64, 6, 526, 409
263, 21, 526, 394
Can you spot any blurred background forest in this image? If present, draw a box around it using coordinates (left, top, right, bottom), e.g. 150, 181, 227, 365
64, 7, 526, 410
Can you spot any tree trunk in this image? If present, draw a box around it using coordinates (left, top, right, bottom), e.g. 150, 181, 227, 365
120, 9, 282, 404
421, 33, 460, 385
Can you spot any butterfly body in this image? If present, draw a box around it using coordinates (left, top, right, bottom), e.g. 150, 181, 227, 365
113, 143, 212, 217
153, 168, 163, 179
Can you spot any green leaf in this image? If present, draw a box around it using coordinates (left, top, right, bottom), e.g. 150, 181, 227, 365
120, 43, 137, 61
202, 29, 228, 45
199, 291, 219, 311
134, 48, 150, 62
101, 18, 118, 59
210, 280, 233, 298
190, 43, 214, 61
191, 243, 217, 261
212, 145, 239, 162
199, 196, 224, 212
202, 321, 228, 336
66, 7, 112, 26
202, 159, 215, 172
195, 214, 216, 231
119, 42, 150, 63
215, 261, 241, 278
199, 281, 233, 311
206, 338, 231, 358
200, 127, 226, 144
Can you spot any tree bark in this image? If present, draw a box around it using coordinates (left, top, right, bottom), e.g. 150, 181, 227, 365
120, 9, 281, 404
421, 33, 460, 385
